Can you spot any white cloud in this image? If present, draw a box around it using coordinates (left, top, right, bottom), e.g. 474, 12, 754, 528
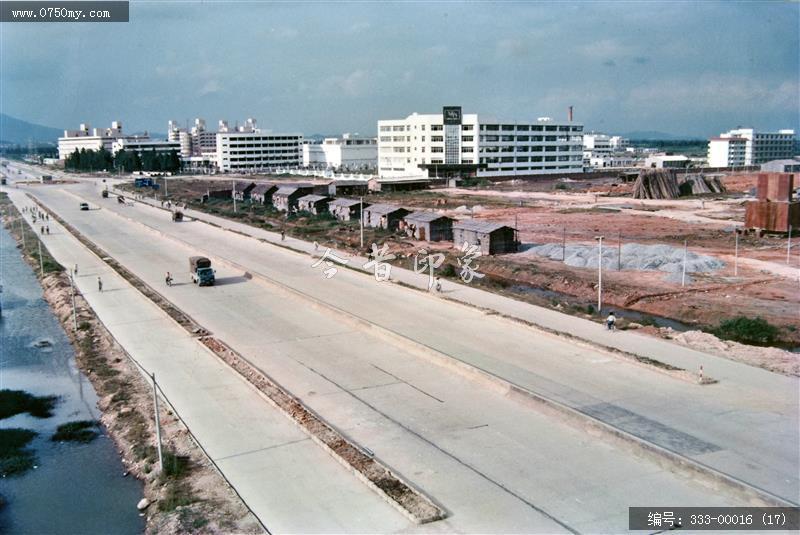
425, 45, 448, 57
628, 75, 799, 113
579, 38, 632, 61
199, 79, 221, 96
496, 38, 530, 59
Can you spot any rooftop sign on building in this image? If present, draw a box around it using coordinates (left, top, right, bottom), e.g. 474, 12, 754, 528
443, 106, 462, 125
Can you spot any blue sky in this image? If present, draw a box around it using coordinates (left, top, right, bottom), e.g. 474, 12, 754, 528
1, 1, 798, 137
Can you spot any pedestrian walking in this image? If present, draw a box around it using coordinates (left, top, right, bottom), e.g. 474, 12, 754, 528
46, 226, 50, 234
606, 311, 616, 331
434, 277, 442, 293
165, 272, 173, 286
97, 276, 103, 292
281, 229, 286, 241
40, 226, 44, 235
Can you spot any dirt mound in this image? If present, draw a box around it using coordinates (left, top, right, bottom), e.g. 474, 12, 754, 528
669, 330, 800, 377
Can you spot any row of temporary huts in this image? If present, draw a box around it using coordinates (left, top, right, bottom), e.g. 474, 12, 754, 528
206, 181, 518, 254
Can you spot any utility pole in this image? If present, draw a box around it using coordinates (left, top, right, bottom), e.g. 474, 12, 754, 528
681, 239, 688, 287
359, 196, 364, 249
232, 180, 237, 213
595, 236, 604, 313
734, 231, 739, 277
151, 373, 164, 472
38, 240, 44, 276
19, 218, 26, 249
69, 273, 78, 331
562, 226, 566, 262
617, 232, 622, 271
787, 225, 793, 265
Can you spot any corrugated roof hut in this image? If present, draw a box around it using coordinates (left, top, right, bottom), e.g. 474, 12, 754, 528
452, 220, 517, 255
363, 203, 410, 230
328, 198, 369, 221
402, 212, 454, 241
297, 194, 332, 215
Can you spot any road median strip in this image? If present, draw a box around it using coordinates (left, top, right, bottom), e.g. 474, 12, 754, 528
27, 192, 447, 525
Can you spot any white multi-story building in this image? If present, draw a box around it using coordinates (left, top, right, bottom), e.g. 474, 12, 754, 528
609, 135, 629, 151
707, 128, 796, 167
644, 153, 689, 169
58, 121, 130, 159
190, 118, 218, 156
303, 133, 377, 170
215, 118, 302, 172
377, 107, 583, 179
583, 133, 631, 168
583, 133, 612, 155
707, 136, 748, 167
588, 154, 635, 169
167, 120, 193, 158
111, 137, 180, 156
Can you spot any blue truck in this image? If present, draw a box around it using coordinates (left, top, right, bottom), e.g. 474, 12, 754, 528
189, 256, 215, 286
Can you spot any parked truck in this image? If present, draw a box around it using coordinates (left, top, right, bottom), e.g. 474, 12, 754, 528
189, 256, 215, 286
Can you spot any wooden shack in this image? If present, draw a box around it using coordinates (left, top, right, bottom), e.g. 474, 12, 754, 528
452, 220, 518, 255
328, 180, 369, 196
362, 203, 410, 230
250, 183, 278, 205
273, 185, 314, 212
203, 187, 232, 202
402, 212, 454, 241
368, 177, 431, 193
297, 194, 332, 215
328, 198, 368, 221
233, 181, 256, 201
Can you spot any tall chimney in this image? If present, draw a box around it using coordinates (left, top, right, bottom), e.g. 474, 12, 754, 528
568, 106, 574, 122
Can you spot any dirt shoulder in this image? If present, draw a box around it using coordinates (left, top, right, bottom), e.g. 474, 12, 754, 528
1, 193, 262, 534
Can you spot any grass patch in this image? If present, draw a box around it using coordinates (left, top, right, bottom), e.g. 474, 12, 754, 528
0, 428, 38, 477
712, 316, 779, 346
162, 451, 191, 479
51, 420, 100, 443
0, 389, 59, 420
158, 480, 196, 512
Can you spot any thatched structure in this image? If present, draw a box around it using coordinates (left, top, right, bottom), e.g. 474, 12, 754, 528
632, 169, 680, 199
678, 174, 726, 196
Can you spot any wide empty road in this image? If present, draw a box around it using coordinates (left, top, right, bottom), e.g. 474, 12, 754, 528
17, 179, 800, 532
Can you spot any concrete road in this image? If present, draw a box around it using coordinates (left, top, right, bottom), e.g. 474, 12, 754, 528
63, 180, 798, 503
10, 181, 786, 533
4, 188, 412, 534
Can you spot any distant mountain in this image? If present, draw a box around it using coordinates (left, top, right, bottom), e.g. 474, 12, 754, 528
620, 130, 705, 141
0, 113, 62, 144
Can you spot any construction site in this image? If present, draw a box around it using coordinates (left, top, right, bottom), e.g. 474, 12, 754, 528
117, 168, 799, 372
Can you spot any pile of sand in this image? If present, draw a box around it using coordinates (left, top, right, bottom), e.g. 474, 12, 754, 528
669, 330, 799, 377
522, 242, 724, 283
